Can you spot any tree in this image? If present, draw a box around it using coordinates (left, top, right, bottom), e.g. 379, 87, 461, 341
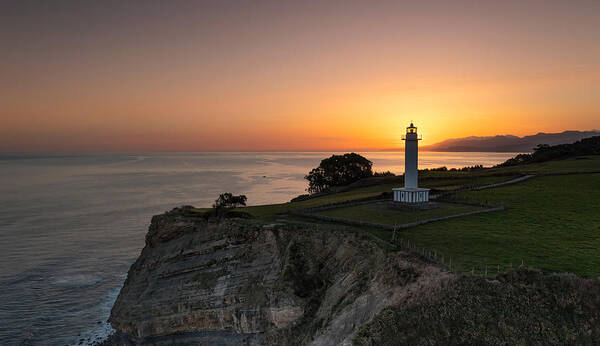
305, 153, 373, 194
213, 193, 247, 210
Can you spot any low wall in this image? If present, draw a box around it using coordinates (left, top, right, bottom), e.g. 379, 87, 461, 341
291, 203, 504, 231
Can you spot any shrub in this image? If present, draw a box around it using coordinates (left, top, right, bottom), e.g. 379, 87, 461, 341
213, 193, 247, 210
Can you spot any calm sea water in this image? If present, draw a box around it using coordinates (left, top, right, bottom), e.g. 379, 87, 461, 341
0, 152, 515, 345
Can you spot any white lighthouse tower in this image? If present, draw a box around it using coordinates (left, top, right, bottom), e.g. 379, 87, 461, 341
393, 123, 430, 203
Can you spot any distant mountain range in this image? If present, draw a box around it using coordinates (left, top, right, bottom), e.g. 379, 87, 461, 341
416, 130, 600, 153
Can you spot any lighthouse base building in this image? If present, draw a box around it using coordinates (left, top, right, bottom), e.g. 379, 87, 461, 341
393, 122, 430, 204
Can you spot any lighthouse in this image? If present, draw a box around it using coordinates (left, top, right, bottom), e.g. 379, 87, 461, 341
393, 123, 430, 203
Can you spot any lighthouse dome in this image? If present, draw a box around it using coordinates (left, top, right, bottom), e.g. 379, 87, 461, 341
407, 123, 417, 134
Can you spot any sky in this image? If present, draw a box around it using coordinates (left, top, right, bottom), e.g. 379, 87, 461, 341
1, 0, 599, 152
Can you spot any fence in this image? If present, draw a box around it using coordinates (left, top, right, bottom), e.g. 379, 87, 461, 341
390, 230, 526, 278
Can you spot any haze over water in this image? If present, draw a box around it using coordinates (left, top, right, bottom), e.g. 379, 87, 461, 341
0, 152, 515, 345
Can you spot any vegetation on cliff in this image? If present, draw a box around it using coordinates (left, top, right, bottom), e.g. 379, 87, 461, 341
213, 192, 248, 209
355, 268, 600, 345
498, 135, 600, 166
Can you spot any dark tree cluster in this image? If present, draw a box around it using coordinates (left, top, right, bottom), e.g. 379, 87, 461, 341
213, 193, 247, 210
498, 135, 600, 167
305, 153, 373, 194
373, 171, 396, 177
421, 165, 484, 172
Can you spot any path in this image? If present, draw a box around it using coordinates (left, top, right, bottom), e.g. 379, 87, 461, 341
432, 174, 535, 199
471, 174, 536, 190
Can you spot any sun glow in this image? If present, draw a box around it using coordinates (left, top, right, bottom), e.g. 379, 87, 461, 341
1, 1, 598, 152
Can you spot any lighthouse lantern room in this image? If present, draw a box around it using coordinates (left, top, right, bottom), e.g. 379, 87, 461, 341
393, 123, 430, 203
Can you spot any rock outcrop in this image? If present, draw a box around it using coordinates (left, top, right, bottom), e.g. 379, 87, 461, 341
107, 208, 452, 345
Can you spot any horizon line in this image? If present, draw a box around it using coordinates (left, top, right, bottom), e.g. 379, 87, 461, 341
0, 149, 528, 156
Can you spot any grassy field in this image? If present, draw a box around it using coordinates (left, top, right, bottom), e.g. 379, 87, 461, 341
315, 201, 487, 225
196, 155, 600, 277
398, 173, 600, 277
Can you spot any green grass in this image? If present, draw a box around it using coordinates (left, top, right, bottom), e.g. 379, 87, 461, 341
237, 174, 518, 219
315, 202, 486, 225
398, 173, 600, 277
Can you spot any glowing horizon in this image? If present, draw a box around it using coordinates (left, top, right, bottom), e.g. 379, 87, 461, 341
1, 1, 599, 152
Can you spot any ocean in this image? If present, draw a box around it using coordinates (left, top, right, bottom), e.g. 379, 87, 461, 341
0, 152, 516, 345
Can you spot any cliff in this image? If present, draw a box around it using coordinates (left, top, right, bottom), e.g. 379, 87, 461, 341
106, 207, 452, 345
106, 207, 600, 345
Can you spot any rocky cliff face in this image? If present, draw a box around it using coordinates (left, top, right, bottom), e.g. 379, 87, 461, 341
107, 208, 452, 345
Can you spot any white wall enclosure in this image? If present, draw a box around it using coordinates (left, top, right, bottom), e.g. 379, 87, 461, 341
393, 123, 430, 203
392, 188, 430, 203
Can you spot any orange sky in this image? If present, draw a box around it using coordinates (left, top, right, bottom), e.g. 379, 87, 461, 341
1, 1, 599, 152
